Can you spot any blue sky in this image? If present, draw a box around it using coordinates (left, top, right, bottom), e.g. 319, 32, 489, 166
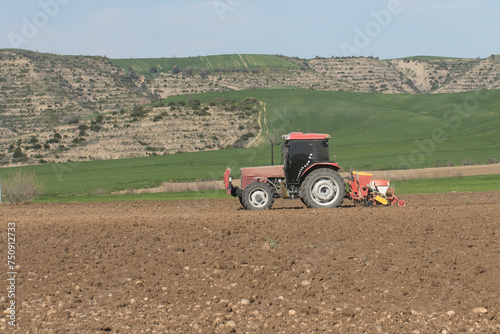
0, 0, 498, 59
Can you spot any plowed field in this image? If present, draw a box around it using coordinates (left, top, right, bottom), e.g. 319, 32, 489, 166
1, 192, 499, 333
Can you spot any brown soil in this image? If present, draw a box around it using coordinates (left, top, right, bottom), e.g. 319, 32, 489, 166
1, 192, 499, 332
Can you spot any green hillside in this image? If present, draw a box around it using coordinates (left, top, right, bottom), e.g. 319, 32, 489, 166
164, 89, 500, 170
112, 54, 300, 74
2, 89, 499, 201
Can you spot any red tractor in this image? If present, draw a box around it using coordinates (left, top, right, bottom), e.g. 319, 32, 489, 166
224, 132, 406, 210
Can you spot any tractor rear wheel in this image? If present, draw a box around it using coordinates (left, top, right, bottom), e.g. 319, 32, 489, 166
301, 169, 345, 209
241, 181, 275, 210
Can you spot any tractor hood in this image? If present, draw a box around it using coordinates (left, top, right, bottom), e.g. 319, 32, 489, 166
241, 165, 284, 189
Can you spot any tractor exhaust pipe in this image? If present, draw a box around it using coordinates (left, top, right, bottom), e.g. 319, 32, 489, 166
270, 139, 274, 166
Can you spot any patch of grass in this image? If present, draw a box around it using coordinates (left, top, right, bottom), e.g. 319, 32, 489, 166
359, 256, 373, 267
264, 238, 280, 250
37, 190, 227, 203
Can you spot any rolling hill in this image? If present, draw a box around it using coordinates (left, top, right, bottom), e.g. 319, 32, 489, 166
1, 49, 500, 171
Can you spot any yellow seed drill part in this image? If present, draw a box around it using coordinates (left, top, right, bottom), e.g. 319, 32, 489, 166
374, 195, 388, 205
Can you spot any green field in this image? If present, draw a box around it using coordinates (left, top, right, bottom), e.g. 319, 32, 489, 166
1, 147, 265, 201
29, 174, 500, 203
112, 54, 300, 74
38, 190, 227, 203
1, 88, 499, 202
164, 88, 500, 170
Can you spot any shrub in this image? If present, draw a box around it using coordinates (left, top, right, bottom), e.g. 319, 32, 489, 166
67, 116, 79, 125
188, 97, 201, 107
153, 115, 164, 122
95, 115, 104, 124
72, 137, 86, 144
1, 170, 44, 203
90, 124, 102, 132
78, 124, 88, 137
461, 159, 476, 166
12, 147, 25, 159
130, 105, 147, 118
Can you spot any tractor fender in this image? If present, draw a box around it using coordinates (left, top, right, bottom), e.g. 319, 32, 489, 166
299, 163, 342, 183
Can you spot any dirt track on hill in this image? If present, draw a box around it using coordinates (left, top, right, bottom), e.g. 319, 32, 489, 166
1, 192, 500, 332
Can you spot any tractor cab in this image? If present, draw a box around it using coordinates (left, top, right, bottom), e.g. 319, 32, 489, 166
281, 133, 332, 185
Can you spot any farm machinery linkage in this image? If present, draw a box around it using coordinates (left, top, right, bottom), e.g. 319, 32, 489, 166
224, 132, 406, 210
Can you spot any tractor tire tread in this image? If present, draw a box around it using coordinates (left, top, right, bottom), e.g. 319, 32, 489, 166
301, 168, 345, 209
241, 181, 275, 210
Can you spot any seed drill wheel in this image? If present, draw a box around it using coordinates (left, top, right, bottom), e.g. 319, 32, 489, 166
241, 181, 275, 210
301, 169, 346, 209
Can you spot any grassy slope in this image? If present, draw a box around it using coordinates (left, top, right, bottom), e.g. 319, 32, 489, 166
2, 89, 499, 201
165, 89, 500, 170
112, 54, 300, 74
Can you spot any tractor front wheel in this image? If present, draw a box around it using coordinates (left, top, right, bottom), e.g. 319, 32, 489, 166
241, 181, 275, 210
301, 169, 345, 209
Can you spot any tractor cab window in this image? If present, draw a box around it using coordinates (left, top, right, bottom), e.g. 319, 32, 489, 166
313, 140, 330, 162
